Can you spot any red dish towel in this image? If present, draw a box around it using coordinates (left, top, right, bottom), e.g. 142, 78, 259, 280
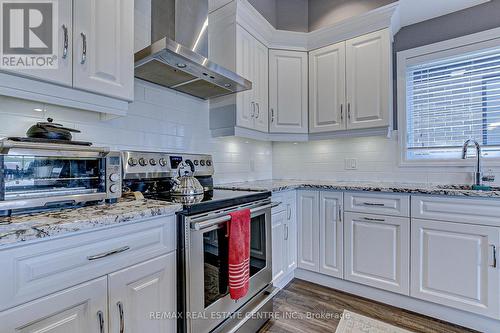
228, 208, 251, 300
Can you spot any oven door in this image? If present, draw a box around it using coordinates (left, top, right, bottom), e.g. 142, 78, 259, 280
186, 200, 274, 333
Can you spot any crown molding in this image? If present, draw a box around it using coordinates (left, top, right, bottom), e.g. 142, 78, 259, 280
230, 0, 400, 51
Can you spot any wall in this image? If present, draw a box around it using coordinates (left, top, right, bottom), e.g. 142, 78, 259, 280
247, 0, 278, 28
0, 81, 273, 184
276, 0, 308, 33
308, 0, 395, 31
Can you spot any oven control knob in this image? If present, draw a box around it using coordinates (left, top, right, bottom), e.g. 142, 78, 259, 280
206, 160, 212, 166
109, 184, 119, 193
200, 160, 205, 166
159, 158, 167, 167
149, 158, 157, 166
193, 160, 199, 166
138, 158, 148, 166
109, 173, 120, 182
128, 158, 138, 166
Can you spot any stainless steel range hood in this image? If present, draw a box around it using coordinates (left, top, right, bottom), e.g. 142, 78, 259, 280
134, 0, 252, 100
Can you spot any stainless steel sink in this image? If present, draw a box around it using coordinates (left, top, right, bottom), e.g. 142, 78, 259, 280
436, 184, 500, 191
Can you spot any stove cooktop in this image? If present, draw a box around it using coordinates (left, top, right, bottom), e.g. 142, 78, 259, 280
151, 189, 271, 215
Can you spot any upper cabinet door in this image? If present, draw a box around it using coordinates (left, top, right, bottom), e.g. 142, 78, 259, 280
236, 25, 255, 130
346, 29, 390, 130
309, 42, 346, 133
411, 219, 500, 319
252, 38, 269, 133
269, 50, 308, 134
73, 0, 134, 101
1, 0, 72, 86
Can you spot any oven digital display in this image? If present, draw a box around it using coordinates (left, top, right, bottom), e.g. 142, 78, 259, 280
170, 156, 183, 169
108, 156, 120, 165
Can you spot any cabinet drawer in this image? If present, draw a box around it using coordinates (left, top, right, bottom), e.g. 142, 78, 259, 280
272, 190, 295, 214
0, 215, 175, 311
412, 195, 500, 226
344, 192, 409, 217
272, 192, 286, 214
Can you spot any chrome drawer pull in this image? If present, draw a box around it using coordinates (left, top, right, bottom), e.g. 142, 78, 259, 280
87, 246, 130, 260
117, 301, 125, 333
363, 202, 385, 207
363, 217, 385, 222
80, 32, 87, 64
62, 24, 68, 59
97, 311, 105, 333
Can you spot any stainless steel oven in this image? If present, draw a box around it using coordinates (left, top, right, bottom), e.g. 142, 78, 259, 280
0, 140, 121, 215
183, 199, 277, 333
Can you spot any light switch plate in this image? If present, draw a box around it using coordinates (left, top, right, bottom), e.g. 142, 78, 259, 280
344, 158, 358, 170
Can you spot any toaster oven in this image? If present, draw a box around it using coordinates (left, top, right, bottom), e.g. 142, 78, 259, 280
0, 140, 122, 215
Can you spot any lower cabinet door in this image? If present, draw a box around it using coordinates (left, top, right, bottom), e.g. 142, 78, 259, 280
0, 277, 108, 333
272, 210, 287, 282
344, 212, 410, 295
297, 190, 320, 272
319, 191, 343, 278
108, 253, 177, 333
411, 219, 500, 319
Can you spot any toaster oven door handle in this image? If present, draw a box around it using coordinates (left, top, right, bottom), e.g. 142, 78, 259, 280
191, 201, 280, 231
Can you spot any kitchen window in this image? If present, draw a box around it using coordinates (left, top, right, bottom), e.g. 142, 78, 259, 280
397, 28, 500, 165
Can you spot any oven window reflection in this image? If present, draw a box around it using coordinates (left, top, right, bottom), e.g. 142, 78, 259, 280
203, 214, 267, 308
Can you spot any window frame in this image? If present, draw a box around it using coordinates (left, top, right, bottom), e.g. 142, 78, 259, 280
397, 26, 500, 167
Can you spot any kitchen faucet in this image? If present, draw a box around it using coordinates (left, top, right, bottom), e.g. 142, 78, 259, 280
462, 139, 488, 186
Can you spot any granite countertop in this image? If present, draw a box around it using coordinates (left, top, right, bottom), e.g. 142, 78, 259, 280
215, 179, 500, 198
0, 199, 182, 248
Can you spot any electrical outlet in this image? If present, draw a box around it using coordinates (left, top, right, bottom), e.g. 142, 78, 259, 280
344, 158, 358, 170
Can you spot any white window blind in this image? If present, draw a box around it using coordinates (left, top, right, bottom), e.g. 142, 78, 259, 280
406, 47, 500, 160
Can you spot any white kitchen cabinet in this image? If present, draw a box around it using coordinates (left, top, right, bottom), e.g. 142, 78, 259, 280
309, 29, 391, 134
269, 50, 308, 134
253, 39, 269, 132
309, 42, 346, 133
344, 212, 410, 295
411, 219, 500, 319
0, 277, 108, 333
272, 209, 287, 283
235, 25, 255, 130
74, 0, 134, 101
2, 0, 73, 86
297, 190, 320, 272
319, 191, 343, 278
346, 29, 391, 130
108, 253, 176, 333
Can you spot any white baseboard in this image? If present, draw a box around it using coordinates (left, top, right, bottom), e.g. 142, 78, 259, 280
294, 268, 499, 333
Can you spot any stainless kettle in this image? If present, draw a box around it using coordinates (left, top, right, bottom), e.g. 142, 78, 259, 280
171, 161, 204, 197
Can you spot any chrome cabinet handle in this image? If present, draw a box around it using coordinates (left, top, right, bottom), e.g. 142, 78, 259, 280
62, 24, 68, 59
117, 302, 125, 333
338, 205, 342, 222
347, 103, 351, 120
255, 103, 260, 118
363, 202, 385, 207
87, 246, 130, 260
340, 104, 343, 121
97, 311, 105, 333
490, 245, 497, 268
80, 32, 87, 64
363, 217, 385, 222
250, 102, 255, 118
271, 108, 275, 123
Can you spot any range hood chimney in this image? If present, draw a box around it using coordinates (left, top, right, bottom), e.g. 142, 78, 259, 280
134, 0, 252, 100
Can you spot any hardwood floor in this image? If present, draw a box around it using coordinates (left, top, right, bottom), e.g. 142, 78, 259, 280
259, 279, 479, 333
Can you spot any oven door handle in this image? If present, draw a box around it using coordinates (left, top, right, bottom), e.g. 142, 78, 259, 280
191, 201, 281, 231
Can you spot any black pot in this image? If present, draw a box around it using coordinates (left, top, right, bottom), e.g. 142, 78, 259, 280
26, 118, 81, 141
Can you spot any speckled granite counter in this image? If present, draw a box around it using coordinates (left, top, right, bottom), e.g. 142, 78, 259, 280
215, 180, 500, 198
0, 199, 182, 247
